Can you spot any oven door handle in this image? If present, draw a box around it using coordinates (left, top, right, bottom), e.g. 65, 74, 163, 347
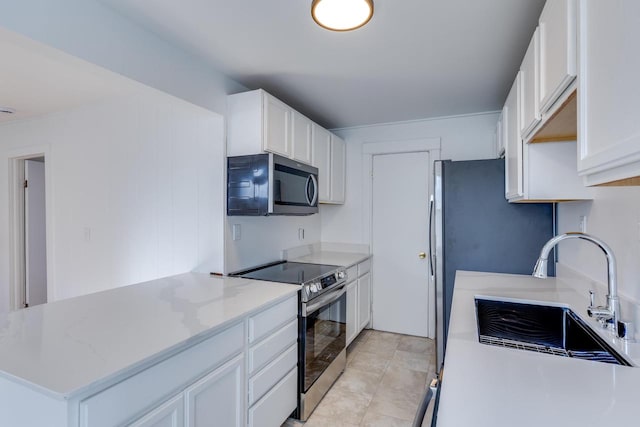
303, 285, 346, 317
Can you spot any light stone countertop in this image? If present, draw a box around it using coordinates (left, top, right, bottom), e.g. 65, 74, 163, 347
437, 270, 640, 427
290, 251, 371, 269
0, 273, 298, 400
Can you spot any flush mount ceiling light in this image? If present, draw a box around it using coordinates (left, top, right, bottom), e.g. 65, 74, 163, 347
311, 0, 374, 31
0, 107, 15, 115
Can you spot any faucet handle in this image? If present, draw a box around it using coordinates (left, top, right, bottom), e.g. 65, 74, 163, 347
617, 320, 634, 341
589, 290, 595, 307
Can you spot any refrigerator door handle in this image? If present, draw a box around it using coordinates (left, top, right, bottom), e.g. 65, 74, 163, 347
428, 194, 435, 279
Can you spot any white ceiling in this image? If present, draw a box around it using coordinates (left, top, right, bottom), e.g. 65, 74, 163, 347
100, 0, 546, 129
0, 29, 129, 124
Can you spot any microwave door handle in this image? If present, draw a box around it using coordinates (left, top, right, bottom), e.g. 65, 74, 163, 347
305, 175, 312, 205
307, 174, 318, 206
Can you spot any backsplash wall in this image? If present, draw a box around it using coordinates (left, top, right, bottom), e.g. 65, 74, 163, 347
557, 186, 640, 304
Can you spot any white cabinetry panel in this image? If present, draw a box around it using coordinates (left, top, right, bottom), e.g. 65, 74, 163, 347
346, 280, 358, 345
185, 355, 244, 427
129, 395, 184, 427
504, 73, 523, 200
263, 94, 291, 157
248, 369, 297, 427
539, 0, 577, 114
291, 111, 312, 164
312, 123, 332, 203
520, 28, 541, 138
79, 322, 243, 427
577, 0, 640, 185
329, 135, 346, 204
358, 272, 371, 331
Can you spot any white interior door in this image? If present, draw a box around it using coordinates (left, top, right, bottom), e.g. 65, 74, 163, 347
25, 159, 47, 307
372, 151, 430, 337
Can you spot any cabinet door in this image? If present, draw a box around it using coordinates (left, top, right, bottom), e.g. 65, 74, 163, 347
504, 73, 524, 200
577, 0, 640, 185
346, 280, 358, 345
263, 94, 291, 157
291, 111, 312, 164
495, 115, 504, 158
330, 135, 346, 204
129, 395, 184, 427
357, 272, 371, 331
539, 0, 577, 114
520, 27, 541, 138
312, 123, 332, 203
185, 355, 244, 427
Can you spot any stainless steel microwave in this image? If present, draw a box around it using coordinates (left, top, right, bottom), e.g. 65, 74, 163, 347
227, 153, 319, 216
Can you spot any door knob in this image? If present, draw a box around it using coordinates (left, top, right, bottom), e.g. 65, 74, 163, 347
418, 252, 426, 259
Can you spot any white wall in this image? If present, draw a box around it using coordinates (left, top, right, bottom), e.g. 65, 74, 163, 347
320, 112, 500, 244
0, 91, 225, 311
0, 0, 246, 115
557, 187, 640, 304
225, 216, 321, 273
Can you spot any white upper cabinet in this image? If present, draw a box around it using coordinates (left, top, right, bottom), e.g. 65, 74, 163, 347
228, 89, 313, 165
504, 71, 590, 202
311, 125, 346, 204
262, 94, 291, 157
291, 110, 312, 164
504, 73, 523, 200
577, 0, 640, 186
538, 0, 577, 114
520, 28, 541, 138
495, 113, 504, 158
312, 123, 332, 202
329, 135, 346, 204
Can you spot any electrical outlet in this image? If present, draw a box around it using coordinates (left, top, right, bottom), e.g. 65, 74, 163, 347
232, 224, 241, 241
298, 228, 305, 241
579, 215, 587, 233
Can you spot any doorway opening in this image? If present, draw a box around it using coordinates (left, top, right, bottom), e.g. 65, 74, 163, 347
10, 154, 48, 309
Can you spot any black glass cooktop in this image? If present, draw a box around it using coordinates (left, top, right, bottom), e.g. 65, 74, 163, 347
233, 261, 340, 285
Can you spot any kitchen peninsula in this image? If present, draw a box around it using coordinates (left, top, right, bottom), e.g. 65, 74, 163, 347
0, 273, 299, 427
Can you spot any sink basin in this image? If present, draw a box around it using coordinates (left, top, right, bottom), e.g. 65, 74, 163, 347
475, 298, 631, 366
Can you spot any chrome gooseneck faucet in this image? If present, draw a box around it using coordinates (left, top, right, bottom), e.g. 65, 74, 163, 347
532, 232, 622, 336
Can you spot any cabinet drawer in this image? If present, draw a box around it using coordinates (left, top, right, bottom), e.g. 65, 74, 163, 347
346, 265, 357, 283
80, 322, 243, 427
249, 319, 297, 375
249, 295, 297, 343
248, 344, 297, 405
248, 368, 297, 427
358, 258, 372, 277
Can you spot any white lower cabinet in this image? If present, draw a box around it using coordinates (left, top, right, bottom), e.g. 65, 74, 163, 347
346, 280, 358, 344
357, 272, 371, 331
248, 369, 297, 427
131, 355, 244, 427
129, 395, 184, 427
346, 258, 372, 346
184, 355, 244, 427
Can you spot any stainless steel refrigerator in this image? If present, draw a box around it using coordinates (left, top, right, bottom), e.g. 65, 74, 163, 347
432, 159, 555, 373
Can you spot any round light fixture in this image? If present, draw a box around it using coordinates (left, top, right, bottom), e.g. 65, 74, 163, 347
311, 0, 374, 32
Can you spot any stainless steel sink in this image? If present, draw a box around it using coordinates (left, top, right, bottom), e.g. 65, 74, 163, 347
475, 298, 631, 366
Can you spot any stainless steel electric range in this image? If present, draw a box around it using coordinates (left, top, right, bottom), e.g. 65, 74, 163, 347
231, 261, 347, 421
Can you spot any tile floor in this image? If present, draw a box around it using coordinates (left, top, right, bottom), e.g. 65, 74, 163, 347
283, 329, 436, 427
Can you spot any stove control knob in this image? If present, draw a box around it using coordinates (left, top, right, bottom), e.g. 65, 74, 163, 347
337, 271, 346, 280
310, 283, 318, 293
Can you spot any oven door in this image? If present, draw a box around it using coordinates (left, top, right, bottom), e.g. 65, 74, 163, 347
300, 286, 346, 393
270, 154, 319, 215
